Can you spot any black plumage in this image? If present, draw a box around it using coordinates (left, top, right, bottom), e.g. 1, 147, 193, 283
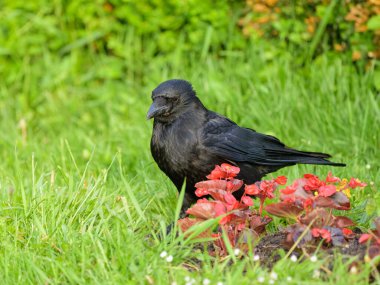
147, 79, 345, 212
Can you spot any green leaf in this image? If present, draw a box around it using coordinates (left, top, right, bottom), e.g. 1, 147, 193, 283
367, 16, 380, 30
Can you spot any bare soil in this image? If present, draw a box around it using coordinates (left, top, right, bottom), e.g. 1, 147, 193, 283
254, 232, 369, 269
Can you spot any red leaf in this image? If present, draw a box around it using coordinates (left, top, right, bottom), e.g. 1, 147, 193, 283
265, 201, 303, 218
195, 188, 209, 197
298, 208, 331, 227
348, 178, 367, 189
314, 192, 350, 210
245, 184, 260, 195
213, 202, 234, 225
206, 165, 226, 180
186, 201, 216, 219
359, 233, 372, 244
177, 218, 212, 238
320, 228, 332, 242
280, 179, 313, 201
214, 202, 226, 217
326, 172, 340, 183
220, 163, 240, 178
281, 185, 296, 194
249, 215, 272, 234
237, 223, 245, 231
333, 216, 355, 228
311, 228, 331, 243
303, 198, 314, 211
342, 228, 353, 236
318, 184, 337, 197
260, 180, 276, 198
275, 176, 287, 185
228, 201, 242, 212
303, 174, 324, 191
177, 217, 201, 232
226, 179, 244, 192
219, 214, 233, 225
206, 164, 240, 180
311, 228, 320, 237
195, 180, 228, 191
241, 196, 253, 206
304, 174, 317, 179
206, 189, 228, 201
224, 192, 237, 205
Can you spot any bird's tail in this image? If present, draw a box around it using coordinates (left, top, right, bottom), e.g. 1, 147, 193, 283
264, 148, 346, 166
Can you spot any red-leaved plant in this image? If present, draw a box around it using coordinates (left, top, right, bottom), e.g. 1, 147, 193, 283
359, 217, 380, 259
178, 164, 369, 257
265, 172, 366, 247
178, 163, 280, 256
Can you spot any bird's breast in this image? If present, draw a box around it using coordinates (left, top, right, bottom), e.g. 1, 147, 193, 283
151, 122, 199, 177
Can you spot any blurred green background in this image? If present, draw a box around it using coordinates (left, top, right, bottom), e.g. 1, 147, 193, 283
1, 0, 379, 170
0, 0, 379, 284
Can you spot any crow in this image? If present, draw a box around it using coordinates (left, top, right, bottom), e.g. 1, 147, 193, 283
147, 79, 345, 213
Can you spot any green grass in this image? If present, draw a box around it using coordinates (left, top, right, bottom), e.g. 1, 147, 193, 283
1, 10, 380, 284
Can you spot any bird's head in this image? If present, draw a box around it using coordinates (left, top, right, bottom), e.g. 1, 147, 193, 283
147, 79, 199, 122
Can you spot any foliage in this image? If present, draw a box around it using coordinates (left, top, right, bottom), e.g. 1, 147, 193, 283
106, 0, 245, 53
178, 164, 274, 256
0, 0, 244, 60
2, 0, 379, 91
359, 217, 380, 259
265, 171, 365, 247
179, 164, 377, 261
240, 0, 380, 64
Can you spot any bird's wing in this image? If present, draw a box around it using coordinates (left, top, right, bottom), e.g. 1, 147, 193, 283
202, 113, 336, 166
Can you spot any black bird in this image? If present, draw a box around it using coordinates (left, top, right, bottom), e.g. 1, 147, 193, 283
147, 79, 345, 212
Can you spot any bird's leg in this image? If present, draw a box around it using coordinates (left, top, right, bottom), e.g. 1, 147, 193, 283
180, 192, 197, 218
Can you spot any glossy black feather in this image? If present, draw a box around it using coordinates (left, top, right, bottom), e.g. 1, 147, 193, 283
148, 79, 345, 213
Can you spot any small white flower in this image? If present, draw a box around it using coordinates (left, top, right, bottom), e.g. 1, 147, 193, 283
350, 266, 358, 274
270, 271, 278, 280
185, 276, 191, 282
313, 269, 320, 279
257, 276, 265, 283
203, 278, 211, 285
160, 251, 167, 258
310, 255, 317, 262
234, 248, 240, 256
286, 276, 292, 282
253, 254, 260, 261
166, 255, 173, 262
171, 282, 177, 285
366, 164, 371, 170
217, 282, 223, 285
290, 255, 298, 262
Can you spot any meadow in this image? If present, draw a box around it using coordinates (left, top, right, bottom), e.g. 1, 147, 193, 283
1, 2, 380, 284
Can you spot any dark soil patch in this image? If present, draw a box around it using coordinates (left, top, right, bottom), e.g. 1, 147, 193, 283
254, 232, 370, 269
254, 232, 288, 267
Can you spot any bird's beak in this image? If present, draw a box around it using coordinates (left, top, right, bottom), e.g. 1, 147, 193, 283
146, 98, 170, 120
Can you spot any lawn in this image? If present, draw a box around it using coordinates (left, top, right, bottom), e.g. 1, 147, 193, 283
1, 5, 379, 284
